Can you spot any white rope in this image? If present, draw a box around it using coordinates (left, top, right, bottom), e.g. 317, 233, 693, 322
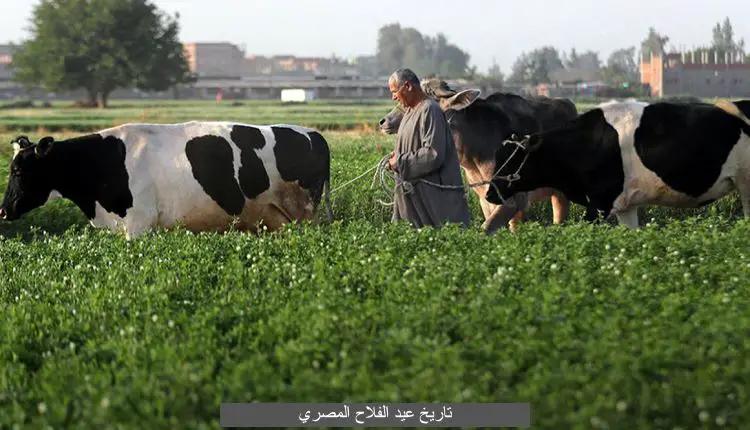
328, 163, 380, 194
330, 136, 530, 207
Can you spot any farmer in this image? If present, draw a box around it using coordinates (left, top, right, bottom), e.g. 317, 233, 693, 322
386, 68, 471, 228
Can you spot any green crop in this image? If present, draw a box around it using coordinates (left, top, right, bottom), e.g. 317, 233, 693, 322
0, 105, 748, 429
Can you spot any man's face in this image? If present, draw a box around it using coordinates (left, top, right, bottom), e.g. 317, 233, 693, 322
388, 77, 411, 108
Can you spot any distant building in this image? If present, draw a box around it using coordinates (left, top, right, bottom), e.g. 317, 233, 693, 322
180, 42, 385, 99
266, 54, 357, 77
353, 55, 380, 78
183, 42, 245, 78
0, 44, 26, 99
183, 76, 389, 100
535, 67, 610, 97
536, 81, 612, 98
549, 67, 601, 84
243, 55, 274, 75
0, 44, 13, 81
184, 43, 361, 79
640, 50, 750, 97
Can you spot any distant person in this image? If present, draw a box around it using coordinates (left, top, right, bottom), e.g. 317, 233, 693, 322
386, 68, 471, 228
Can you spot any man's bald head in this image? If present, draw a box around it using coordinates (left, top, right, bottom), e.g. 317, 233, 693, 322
388, 68, 426, 109
389, 68, 420, 88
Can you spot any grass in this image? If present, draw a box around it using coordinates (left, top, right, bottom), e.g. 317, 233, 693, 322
0, 102, 748, 429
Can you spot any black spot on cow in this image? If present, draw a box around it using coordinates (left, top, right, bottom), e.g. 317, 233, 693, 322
229, 125, 270, 199
486, 108, 624, 216
185, 135, 245, 215
0, 134, 134, 220
272, 127, 330, 205
230, 125, 266, 150
634, 103, 745, 197
733, 100, 750, 120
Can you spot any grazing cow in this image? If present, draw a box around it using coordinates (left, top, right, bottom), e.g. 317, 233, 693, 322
380, 79, 577, 232
485, 100, 750, 227
0, 122, 330, 238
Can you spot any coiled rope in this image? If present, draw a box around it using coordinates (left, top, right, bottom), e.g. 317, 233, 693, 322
330, 137, 530, 208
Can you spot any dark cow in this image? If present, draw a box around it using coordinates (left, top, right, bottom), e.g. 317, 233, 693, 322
0, 122, 330, 238
380, 79, 577, 232
485, 100, 750, 227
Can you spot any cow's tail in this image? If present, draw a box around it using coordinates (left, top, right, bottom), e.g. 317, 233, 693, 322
305, 131, 334, 223
322, 174, 333, 223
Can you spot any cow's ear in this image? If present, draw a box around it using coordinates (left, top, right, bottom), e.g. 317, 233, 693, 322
444, 89, 480, 111
35, 136, 54, 157
12, 136, 32, 153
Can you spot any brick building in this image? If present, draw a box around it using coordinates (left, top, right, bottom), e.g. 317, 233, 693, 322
640, 50, 750, 97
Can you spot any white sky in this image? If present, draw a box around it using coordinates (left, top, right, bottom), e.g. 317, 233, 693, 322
1, 0, 748, 73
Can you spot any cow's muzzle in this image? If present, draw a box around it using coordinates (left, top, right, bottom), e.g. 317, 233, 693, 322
378, 119, 397, 135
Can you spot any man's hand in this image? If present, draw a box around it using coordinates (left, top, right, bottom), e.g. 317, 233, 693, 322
387, 152, 398, 171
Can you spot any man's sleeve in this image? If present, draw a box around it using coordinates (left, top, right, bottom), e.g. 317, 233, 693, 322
396, 104, 447, 181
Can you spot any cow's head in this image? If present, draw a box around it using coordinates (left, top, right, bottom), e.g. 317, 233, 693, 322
378, 79, 481, 134
379, 104, 404, 134
0, 136, 56, 220
484, 134, 544, 205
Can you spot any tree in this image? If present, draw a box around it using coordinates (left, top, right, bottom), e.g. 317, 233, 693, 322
376, 24, 405, 75
431, 34, 471, 77
640, 27, 669, 59
12, 0, 194, 107
601, 47, 638, 86
564, 49, 601, 71
487, 58, 504, 82
375, 24, 471, 78
711, 17, 745, 57
508, 46, 563, 84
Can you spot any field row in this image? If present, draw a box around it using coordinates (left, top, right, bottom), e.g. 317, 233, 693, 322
0, 99, 602, 132
1, 100, 392, 132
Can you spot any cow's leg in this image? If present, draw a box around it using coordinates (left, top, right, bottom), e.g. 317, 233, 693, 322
123, 211, 155, 239
124, 222, 152, 240
551, 191, 570, 224
508, 209, 525, 232
121, 198, 158, 239
478, 196, 497, 220
615, 208, 639, 229
482, 204, 518, 234
482, 192, 528, 234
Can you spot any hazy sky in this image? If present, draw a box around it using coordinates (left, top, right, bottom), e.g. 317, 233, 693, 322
2, 0, 748, 73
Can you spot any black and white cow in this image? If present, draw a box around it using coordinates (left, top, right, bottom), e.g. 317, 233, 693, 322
485, 100, 750, 227
0, 122, 330, 238
380, 79, 577, 232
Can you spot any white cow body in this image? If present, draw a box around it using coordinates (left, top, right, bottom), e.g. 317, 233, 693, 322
600, 100, 750, 227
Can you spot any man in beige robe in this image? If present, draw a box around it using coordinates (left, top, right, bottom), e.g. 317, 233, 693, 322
386, 68, 471, 228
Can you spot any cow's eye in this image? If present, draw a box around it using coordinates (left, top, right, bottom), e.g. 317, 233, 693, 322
11, 168, 21, 176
